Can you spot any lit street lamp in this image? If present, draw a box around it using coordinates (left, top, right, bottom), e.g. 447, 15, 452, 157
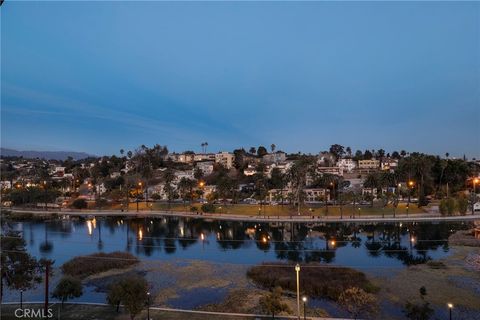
146, 291, 151, 320
407, 180, 414, 216
447, 303, 453, 320
472, 178, 479, 215
137, 182, 142, 212
295, 264, 301, 320
20, 289, 23, 309
302, 296, 307, 320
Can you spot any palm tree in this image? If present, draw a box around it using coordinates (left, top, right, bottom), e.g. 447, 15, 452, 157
363, 173, 379, 207
270, 144, 276, 153
286, 156, 314, 216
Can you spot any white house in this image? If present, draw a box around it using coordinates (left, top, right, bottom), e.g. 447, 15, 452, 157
381, 158, 399, 171
474, 202, 480, 212
262, 151, 287, 164
336, 159, 356, 173
196, 161, 215, 175
304, 188, 330, 202
243, 165, 257, 176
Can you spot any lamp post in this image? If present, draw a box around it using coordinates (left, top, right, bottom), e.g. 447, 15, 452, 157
407, 180, 414, 216
146, 291, 150, 320
43, 180, 48, 211
302, 296, 307, 320
472, 178, 478, 215
295, 264, 301, 320
20, 289, 23, 309
447, 303, 453, 320
137, 182, 142, 212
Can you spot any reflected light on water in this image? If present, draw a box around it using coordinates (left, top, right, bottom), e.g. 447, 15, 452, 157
86, 220, 93, 236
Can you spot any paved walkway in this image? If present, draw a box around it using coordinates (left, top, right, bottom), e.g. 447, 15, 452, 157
1, 302, 353, 319
8, 208, 480, 223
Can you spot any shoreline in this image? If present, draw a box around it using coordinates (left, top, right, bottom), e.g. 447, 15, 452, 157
6, 208, 480, 223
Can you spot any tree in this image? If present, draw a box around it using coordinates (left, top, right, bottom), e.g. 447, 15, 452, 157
456, 196, 468, 215
346, 146, 352, 158
178, 178, 196, 205
106, 275, 149, 320
270, 144, 276, 153
287, 156, 315, 215
403, 286, 434, 320
1, 231, 42, 302
354, 150, 363, 160
249, 147, 257, 155
259, 286, 290, 319
363, 173, 380, 207
257, 146, 268, 157
107, 282, 123, 312
329, 144, 345, 160
71, 198, 88, 209
52, 276, 83, 306
363, 150, 373, 160
338, 287, 378, 320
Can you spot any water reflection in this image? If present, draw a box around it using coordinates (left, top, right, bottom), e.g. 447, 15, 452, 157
4, 216, 472, 269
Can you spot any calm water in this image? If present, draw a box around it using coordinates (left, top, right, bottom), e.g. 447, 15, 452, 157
5, 216, 469, 269
1, 216, 472, 313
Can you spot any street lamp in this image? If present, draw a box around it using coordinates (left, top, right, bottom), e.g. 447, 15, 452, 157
302, 296, 307, 320
472, 178, 479, 215
20, 289, 23, 309
147, 291, 151, 320
137, 182, 142, 212
43, 181, 48, 211
447, 303, 453, 320
295, 264, 301, 320
407, 180, 414, 216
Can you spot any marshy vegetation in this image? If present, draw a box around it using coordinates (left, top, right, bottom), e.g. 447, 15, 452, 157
247, 263, 379, 301
61, 251, 139, 279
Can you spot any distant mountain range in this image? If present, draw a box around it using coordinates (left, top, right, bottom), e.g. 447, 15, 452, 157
0, 148, 95, 161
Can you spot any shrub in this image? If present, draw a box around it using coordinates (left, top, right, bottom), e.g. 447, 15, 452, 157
259, 286, 291, 318
190, 206, 198, 212
338, 287, 378, 319
439, 199, 448, 215
107, 275, 148, 319
247, 263, 378, 301
71, 198, 88, 209
456, 197, 468, 215
61, 252, 138, 279
446, 198, 456, 215
440, 198, 456, 215
150, 193, 161, 200
52, 276, 83, 306
201, 203, 216, 213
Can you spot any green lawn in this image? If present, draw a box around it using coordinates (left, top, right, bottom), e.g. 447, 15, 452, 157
121, 202, 424, 217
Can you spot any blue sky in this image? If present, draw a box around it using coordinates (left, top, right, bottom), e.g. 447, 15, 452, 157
1, 1, 479, 157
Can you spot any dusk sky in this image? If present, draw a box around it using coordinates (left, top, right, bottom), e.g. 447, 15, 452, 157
1, 1, 479, 158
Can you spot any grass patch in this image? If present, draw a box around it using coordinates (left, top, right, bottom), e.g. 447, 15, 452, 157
120, 202, 423, 217
61, 252, 139, 279
247, 263, 379, 301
